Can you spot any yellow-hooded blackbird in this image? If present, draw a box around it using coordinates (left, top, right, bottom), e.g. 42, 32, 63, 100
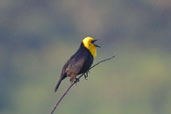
54, 37, 100, 92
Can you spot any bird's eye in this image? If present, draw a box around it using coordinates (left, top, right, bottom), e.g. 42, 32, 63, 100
91, 40, 95, 43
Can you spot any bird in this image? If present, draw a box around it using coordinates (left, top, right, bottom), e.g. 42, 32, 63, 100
54, 37, 100, 92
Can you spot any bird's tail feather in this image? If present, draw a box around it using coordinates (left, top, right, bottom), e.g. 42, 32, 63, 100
54, 78, 62, 92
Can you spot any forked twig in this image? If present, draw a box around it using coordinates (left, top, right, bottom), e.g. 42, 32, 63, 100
50, 56, 115, 114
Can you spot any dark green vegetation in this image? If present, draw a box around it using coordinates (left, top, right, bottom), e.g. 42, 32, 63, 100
0, 0, 171, 114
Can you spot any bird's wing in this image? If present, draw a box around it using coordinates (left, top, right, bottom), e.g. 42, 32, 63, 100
65, 56, 86, 75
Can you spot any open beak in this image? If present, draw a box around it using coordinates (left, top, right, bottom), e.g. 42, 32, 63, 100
93, 40, 101, 48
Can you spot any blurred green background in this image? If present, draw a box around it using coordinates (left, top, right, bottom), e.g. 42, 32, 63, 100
0, 0, 171, 114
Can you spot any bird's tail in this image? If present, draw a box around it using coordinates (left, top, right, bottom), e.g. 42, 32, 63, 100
54, 78, 63, 93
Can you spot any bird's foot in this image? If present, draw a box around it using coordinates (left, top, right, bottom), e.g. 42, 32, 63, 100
75, 77, 80, 83
84, 72, 89, 80
74, 77, 80, 86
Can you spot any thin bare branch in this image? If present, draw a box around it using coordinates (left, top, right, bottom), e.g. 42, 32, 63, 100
50, 82, 75, 114
50, 55, 115, 114
90, 55, 115, 70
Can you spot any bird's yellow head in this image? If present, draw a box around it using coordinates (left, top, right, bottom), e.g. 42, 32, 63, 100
82, 37, 100, 58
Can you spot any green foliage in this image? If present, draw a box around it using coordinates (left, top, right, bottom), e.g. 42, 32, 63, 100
0, 0, 171, 114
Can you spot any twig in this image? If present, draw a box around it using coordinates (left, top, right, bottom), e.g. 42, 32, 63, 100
89, 55, 115, 70
50, 82, 75, 114
50, 55, 115, 114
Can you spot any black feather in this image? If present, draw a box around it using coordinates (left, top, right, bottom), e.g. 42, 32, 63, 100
54, 43, 94, 92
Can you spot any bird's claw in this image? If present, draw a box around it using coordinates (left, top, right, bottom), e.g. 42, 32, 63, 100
75, 77, 80, 83
84, 72, 89, 80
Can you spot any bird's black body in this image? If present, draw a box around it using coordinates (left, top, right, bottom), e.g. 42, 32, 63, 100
55, 43, 94, 92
